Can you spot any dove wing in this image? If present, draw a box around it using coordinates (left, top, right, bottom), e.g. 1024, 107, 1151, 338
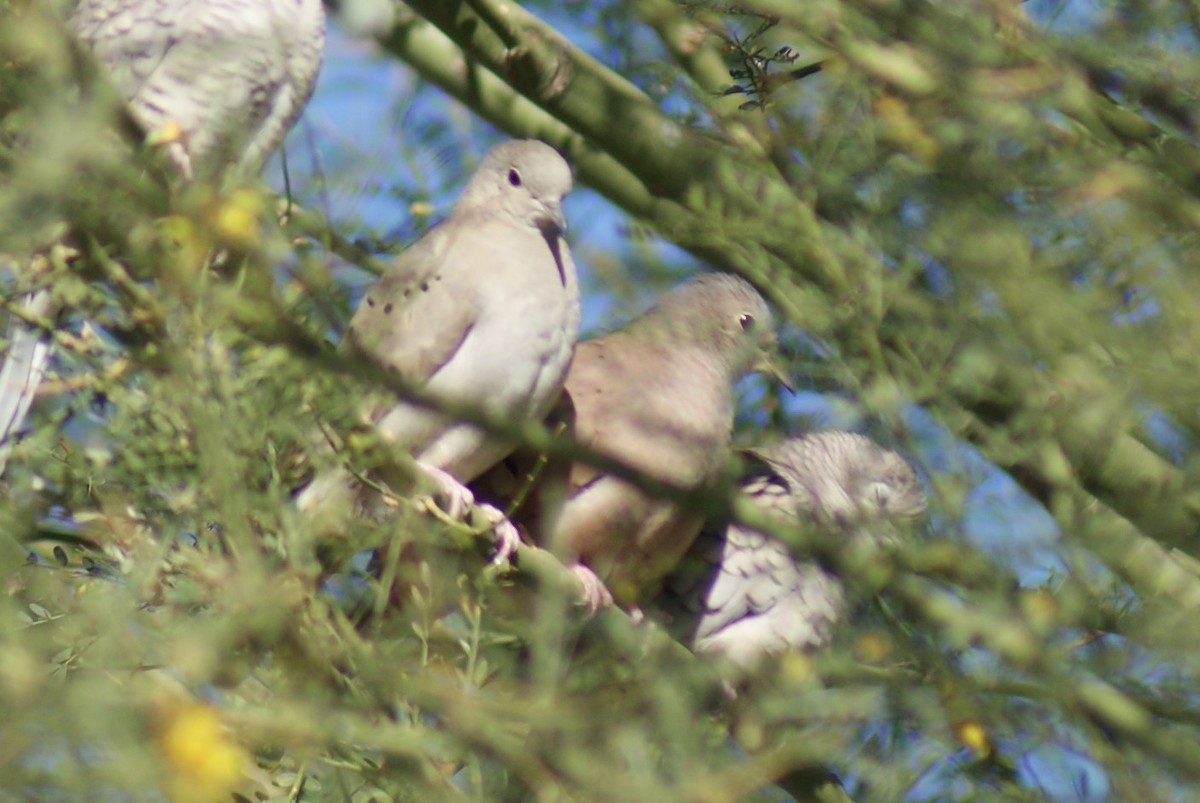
345, 221, 482, 394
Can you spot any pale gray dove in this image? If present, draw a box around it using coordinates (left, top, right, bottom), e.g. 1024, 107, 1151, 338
296, 139, 580, 566
68, 0, 326, 180
526, 272, 789, 610
0, 0, 326, 474
659, 430, 926, 671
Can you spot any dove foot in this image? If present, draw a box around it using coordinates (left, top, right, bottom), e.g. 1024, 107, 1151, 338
420, 463, 520, 566
570, 564, 614, 614
419, 463, 475, 520
475, 502, 521, 566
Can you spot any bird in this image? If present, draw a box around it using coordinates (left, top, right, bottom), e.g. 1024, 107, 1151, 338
0, 0, 327, 474
295, 139, 581, 566
67, 0, 327, 181
509, 272, 789, 611
658, 430, 926, 671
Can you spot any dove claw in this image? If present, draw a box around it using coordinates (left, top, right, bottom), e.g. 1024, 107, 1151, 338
570, 565, 614, 615
477, 503, 521, 566
420, 463, 475, 520
420, 463, 520, 566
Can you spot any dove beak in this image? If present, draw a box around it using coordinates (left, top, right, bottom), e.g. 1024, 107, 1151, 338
756, 353, 795, 393
537, 201, 568, 238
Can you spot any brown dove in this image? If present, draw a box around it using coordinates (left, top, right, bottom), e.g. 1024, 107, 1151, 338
528, 272, 788, 609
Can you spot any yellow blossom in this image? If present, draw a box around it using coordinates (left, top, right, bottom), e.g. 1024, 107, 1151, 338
156, 702, 246, 803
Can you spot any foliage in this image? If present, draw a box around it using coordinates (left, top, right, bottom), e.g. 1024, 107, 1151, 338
4, 0, 1200, 800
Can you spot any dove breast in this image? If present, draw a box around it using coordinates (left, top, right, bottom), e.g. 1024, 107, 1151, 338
540, 272, 782, 606
345, 139, 580, 485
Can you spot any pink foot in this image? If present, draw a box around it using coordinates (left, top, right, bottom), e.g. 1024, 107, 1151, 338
477, 502, 521, 566
420, 463, 520, 566
570, 564, 614, 614
419, 463, 474, 520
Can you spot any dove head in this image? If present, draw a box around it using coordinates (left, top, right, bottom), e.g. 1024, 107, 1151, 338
458, 139, 573, 237
640, 272, 791, 386
857, 448, 927, 519
765, 432, 927, 525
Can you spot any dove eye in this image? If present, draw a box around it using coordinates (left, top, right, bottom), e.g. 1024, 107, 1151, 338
508, 168, 522, 187
738, 313, 755, 331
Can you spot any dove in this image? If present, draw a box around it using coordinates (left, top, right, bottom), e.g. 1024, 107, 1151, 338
68, 0, 326, 180
659, 430, 926, 671
522, 272, 789, 610
296, 140, 580, 566
0, 0, 326, 474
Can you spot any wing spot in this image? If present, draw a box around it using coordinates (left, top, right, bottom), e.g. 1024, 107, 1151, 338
420, 281, 429, 292
383, 302, 394, 314
365, 296, 375, 307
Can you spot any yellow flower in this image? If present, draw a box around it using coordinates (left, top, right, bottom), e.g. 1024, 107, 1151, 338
156, 702, 246, 803
953, 719, 992, 758
212, 187, 264, 250
146, 118, 185, 147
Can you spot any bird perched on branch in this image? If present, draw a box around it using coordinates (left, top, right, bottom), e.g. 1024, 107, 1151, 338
68, 0, 326, 180
658, 430, 926, 671
0, 0, 327, 474
491, 272, 790, 610
0, 0, 326, 475
296, 140, 580, 565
